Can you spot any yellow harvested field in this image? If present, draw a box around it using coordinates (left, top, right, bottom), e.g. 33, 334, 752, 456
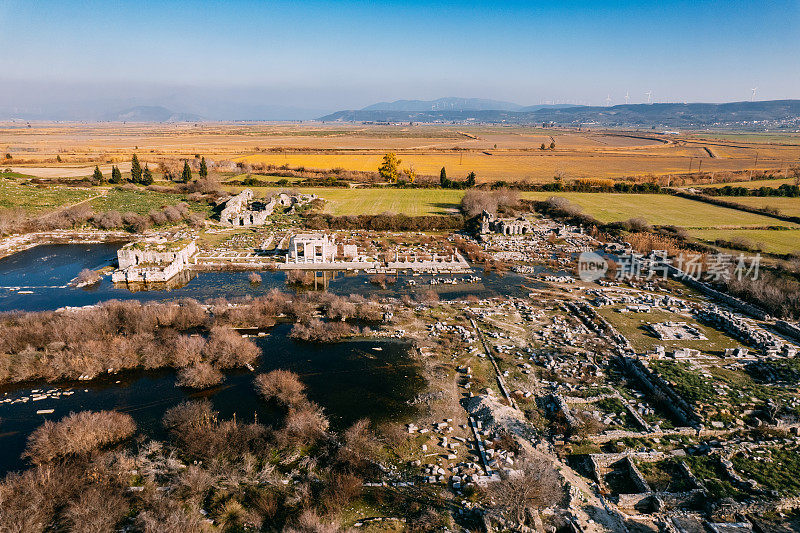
236, 149, 789, 183
4, 122, 799, 183
518, 192, 797, 228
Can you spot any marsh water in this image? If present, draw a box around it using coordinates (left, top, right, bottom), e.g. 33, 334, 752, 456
0, 243, 547, 475
0, 243, 542, 312
0, 324, 422, 475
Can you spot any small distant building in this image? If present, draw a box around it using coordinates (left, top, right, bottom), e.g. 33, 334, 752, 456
288, 233, 336, 263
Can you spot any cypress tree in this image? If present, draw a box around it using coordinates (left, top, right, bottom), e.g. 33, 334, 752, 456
92, 165, 104, 184
130, 154, 142, 183
466, 171, 476, 187
439, 167, 448, 188
181, 161, 192, 183
199, 157, 208, 178
141, 164, 153, 186
110, 165, 123, 184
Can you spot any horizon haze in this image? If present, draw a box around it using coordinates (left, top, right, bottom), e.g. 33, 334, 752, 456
1, 0, 799, 120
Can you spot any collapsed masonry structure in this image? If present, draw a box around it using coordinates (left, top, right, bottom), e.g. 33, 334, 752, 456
219, 189, 317, 226
284, 232, 469, 272
112, 238, 196, 283
478, 211, 532, 236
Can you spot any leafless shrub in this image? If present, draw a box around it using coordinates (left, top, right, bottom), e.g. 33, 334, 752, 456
63, 484, 129, 533
321, 472, 362, 514
187, 176, 222, 195
0, 207, 26, 235
254, 370, 306, 407
281, 402, 329, 446
162, 400, 269, 462
0, 465, 63, 532
289, 318, 355, 342
92, 210, 124, 229
625, 217, 651, 232
490, 455, 564, 525
546, 196, 583, 216
163, 205, 184, 223
173, 464, 213, 505
162, 400, 217, 438
337, 418, 380, 474
186, 212, 206, 228
248, 271, 262, 284
460, 188, 518, 217
202, 326, 259, 368
170, 334, 206, 367
286, 269, 314, 286
461, 189, 497, 217
284, 509, 339, 533
368, 273, 389, 289
24, 410, 136, 464
176, 363, 224, 389
122, 211, 150, 232
148, 209, 168, 226
74, 268, 101, 286
135, 494, 210, 533
325, 296, 355, 321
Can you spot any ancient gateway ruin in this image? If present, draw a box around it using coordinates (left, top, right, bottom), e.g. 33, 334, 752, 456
287, 233, 337, 263
479, 211, 532, 236
219, 189, 317, 226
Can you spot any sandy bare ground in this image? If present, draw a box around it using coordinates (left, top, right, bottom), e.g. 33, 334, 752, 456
8, 163, 132, 178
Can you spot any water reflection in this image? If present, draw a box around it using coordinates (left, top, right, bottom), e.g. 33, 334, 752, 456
0, 243, 542, 313
0, 324, 423, 475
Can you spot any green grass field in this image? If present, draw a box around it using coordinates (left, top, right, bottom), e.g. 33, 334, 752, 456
713, 196, 800, 218
91, 187, 213, 216
690, 228, 800, 255
595, 307, 739, 355
248, 186, 465, 216
518, 192, 792, 228
0, 179, 97, 213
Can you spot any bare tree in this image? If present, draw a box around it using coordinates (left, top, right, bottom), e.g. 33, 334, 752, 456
490, 456, 564, 525
254, 370, 306, 407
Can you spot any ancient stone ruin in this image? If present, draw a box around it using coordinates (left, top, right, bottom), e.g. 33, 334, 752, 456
219, 189, 318, 226
219, 189, 272, 226
112, 237, 196, 283
479, 210, 532, 236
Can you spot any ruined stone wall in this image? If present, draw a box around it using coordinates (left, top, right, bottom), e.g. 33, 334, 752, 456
776, 320, 800, 343
117, 241, 196, 270
616, 356, 700, 427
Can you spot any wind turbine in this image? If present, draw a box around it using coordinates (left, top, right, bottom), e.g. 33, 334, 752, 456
624, 91, 630, 105
605, 94, 612, 107
750, 87, 758, 102
645, 90, 653, 104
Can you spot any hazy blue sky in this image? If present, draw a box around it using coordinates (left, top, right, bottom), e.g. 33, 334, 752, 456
1, 0, 798, 113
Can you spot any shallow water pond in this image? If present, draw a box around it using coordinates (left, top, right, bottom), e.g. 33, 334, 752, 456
0, 243, 541, 312
0, 324, 423, 475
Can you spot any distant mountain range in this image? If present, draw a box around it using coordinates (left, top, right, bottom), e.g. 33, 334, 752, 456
319, 99, 800, 128
360, 97, 576, 113
2, 92, 798, 128
107, 106, 204, 122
